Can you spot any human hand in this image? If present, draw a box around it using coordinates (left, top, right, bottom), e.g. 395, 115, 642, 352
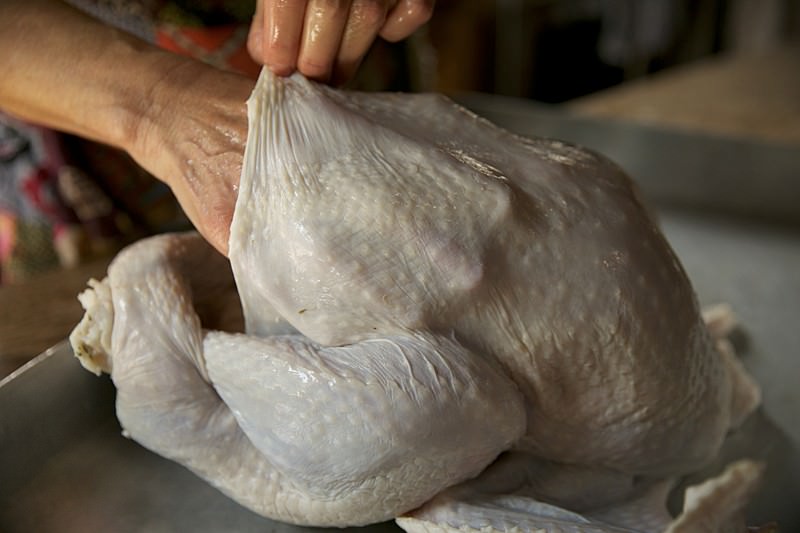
247, 0, 434, 84
129, 61, 255, 257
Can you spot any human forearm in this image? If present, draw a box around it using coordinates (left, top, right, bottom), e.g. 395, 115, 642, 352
0, 0, 188, 151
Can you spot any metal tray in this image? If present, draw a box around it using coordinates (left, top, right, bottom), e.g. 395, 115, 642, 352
2, 98, 799, 532
0, 345, 405, 533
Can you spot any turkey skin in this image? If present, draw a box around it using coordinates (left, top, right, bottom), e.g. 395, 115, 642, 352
70, 69, 761, 533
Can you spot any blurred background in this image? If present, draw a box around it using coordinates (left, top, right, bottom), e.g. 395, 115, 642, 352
361, 0, 800, 98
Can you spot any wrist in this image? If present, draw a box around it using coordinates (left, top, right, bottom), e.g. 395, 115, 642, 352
126, 59, 254, 190
124, 60, 252, 255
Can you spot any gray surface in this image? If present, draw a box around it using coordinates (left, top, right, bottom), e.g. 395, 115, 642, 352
458, 93, 800, 226
0, 349, 401, 533
2, 98, 799, 531
661, 211, 800, 445
658, 210, 800, 529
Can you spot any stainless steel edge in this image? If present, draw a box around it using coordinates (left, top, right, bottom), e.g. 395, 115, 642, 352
456, 92, 800, 227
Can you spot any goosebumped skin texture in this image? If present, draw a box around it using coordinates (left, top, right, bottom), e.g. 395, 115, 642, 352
71, 70, 760, 532
232, 72, 731, 477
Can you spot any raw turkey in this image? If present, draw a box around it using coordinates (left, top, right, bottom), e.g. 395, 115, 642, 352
70, 69, 763, 533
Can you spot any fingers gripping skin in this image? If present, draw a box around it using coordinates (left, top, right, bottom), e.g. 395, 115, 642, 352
248, 0, 434, 83
80, 232, 525, 526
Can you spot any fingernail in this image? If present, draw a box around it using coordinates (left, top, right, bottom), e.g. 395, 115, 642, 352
266, 63, 295, 77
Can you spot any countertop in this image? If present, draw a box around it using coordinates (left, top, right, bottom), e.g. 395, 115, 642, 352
568, 44, 800, 145
1, 43, 799, 380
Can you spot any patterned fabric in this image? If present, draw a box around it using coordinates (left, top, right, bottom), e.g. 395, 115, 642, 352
0, 1, 258, 283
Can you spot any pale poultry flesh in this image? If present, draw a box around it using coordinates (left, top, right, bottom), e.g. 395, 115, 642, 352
70, 70, 763, 533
